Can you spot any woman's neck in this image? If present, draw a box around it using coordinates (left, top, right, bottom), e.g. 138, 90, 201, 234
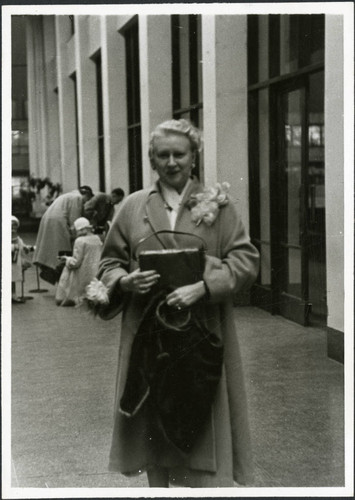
159, 178, 192, 196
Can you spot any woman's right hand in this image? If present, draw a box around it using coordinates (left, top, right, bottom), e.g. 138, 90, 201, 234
119, 269, 160, 294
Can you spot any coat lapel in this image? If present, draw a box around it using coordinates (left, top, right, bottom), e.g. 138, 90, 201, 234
175, 177, 203, 232
144, 178, 204, 249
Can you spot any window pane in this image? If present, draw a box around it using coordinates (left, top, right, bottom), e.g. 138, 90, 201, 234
261, 243, 271, 285
172, 15, 202, 114
12, 130, 21, 146
171, 15, 181, 111
20, 130, 28, 146
197, 15, 203, 103
12, 176, 29, 196
12, 100, 17, 119
279, 88, 304, 300
259, 89, 270, 244
125, 22, 140, 126
247, 15, 259, 84
125, 19, 142, 192
198, 108, 203, 130
179, 16, 190, 110
70, 73, 81, 187
128, 126, 142, 193
280, 15, 324, 75
307, 71, 325, 308
12, 130, 28, 155
133, 26, 141, 124
280, 15, 299, 75
95, 52, 105, 192
285, 90, 302, 246
310, 15, 324, 64
286, 247, 302, 296
308, 72, 324, 178
258, 16, 269, 81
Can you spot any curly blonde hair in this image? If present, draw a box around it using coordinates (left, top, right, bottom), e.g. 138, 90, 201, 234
148, 119, 203, 160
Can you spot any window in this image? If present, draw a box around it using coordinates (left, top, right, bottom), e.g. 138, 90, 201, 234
93, 51, 105, 192
248, 14, 325, 85
12, 99, 17, 119
12, 130, 28, 156
70, 73, 81, 187
247, 15, 326, 325
171, 14, 203, 124
124, 18, 142, 193
171, 14, 203, 177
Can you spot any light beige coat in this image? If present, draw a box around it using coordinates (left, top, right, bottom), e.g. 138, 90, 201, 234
97, 178, 259, 486
33, 191, 84, 270
56, 233, 102, 306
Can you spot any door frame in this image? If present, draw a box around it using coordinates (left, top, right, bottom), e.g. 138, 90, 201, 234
269, 76, 312, 326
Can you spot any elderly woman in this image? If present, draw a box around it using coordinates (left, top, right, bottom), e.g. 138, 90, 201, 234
96, 119, 259, 488
33, 186, 93, 284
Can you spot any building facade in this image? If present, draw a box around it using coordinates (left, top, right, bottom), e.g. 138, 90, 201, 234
19, 13, 345, 358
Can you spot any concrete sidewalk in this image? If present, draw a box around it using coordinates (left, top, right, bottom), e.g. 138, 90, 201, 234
10, 233, 344, 489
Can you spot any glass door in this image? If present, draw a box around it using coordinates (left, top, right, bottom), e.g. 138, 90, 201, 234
276, 85, 310, 325
274, 73, 326, 326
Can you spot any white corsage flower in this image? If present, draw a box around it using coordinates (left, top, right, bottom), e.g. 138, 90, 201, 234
189, 182, 230, 227
85, 278, 110, 305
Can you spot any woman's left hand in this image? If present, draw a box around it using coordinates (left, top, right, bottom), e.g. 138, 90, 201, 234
166, 281, 206, 309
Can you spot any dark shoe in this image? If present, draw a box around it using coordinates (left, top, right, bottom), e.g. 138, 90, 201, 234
12, 297, 25, 304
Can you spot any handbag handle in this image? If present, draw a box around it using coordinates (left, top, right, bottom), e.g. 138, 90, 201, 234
155, 299, 192, 332
136, 230, 207, 253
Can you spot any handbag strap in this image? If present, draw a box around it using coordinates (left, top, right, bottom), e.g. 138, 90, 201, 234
155, 298, 192, 332
136, 230, 207, 253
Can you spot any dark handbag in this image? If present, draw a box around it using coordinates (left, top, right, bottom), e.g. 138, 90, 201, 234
137, 230, 206, 291
97, 230, 206, 320
120, 290, 224, 454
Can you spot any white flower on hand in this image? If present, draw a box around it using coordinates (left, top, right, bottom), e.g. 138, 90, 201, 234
85, 278, 109, 305
189, 182, 230, 227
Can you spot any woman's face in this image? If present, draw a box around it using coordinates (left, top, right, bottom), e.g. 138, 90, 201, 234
151, 133, 195, 193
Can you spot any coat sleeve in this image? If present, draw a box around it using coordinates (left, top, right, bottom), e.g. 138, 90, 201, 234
66, 239, 85, 269
95, 201, 133, 319
203, 201, 260, 304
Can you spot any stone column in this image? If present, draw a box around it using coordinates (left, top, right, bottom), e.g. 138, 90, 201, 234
42, 16, 61, 184
74, 15, 99, 190
139, 15, 172, 188
55, 16, 78, 191
202, 15, 249, 227
325, 15, 344, 333
101, 16, 129, 194
26, 16, 49, 178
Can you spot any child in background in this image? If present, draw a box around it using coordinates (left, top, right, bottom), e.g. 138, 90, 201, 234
11, 216, 34, 304
55, 217, 103, 306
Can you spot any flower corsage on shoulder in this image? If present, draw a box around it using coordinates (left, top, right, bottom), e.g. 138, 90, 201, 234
188, 182, 230, 227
